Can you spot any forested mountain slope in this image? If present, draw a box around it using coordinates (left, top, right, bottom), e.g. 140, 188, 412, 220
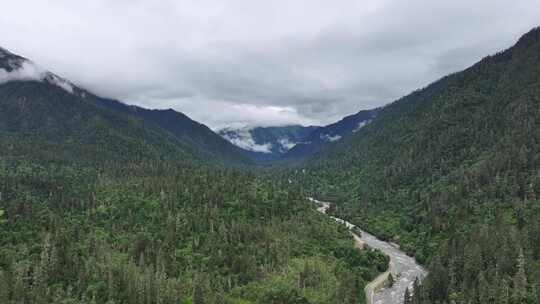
218, 109, 377, 162
299, 27, 540, 304
0, 47, 390, 303
0, 80, 198, 164
94, 99, 250, 164
0, 46, 249, 165
0, 162, 390, 304
284, 109, 378, 159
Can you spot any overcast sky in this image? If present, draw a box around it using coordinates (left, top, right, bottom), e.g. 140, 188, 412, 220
1, 1, 539, 129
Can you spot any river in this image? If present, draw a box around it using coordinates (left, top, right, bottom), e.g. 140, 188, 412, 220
310, 198, 427, 304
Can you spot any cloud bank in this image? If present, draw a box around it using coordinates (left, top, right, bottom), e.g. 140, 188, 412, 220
0, 61, 46, 84
220, 127, 273, 153
0, 55, 75, 94
0, 1, 538, 128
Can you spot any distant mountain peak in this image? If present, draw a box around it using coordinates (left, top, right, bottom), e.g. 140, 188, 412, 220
218, 109, 379, 161
218, 124, 320, 161
283, 108, 378, 159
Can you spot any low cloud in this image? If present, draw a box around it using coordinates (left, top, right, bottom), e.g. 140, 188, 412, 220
278, 137, 297, 152
0, 61, 46, 83
1, 0, 538, 128
0, 59, 75, 94
320, 134, 342, 142
220, 127, 273, 153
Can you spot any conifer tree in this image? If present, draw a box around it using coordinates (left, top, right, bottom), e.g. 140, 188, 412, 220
193, 275, 204, 304
0, 270, 8, 303
496, 277, 510, 304
404, 287, 411, 304
511, 249, 528, 304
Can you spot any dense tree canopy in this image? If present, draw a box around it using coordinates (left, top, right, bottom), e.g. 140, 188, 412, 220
0, 160, 388, 304
296, 27, 540, 304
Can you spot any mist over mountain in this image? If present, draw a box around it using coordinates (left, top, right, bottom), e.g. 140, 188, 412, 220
0, 47, 249, 165
1, 5, 539, 303
218, 109, 378, 161
218, 125, 319, 161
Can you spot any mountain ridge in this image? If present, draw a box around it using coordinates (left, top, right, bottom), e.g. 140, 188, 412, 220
93, 98, 250, 164
300, 25, 540, 304
283, 108, 379, 159
0, 46, 250, 165
218, 108, 379, 162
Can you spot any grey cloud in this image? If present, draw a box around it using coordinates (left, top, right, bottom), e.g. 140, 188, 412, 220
0, 0, 538, 128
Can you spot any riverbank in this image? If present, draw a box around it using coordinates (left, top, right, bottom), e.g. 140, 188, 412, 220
311, 198, 427, 304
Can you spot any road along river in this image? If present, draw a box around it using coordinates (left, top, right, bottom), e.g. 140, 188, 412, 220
310, 198, 427, 304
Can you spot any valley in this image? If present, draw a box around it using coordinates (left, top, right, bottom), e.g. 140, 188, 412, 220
313, 198, 427, 304
0, 12, 539, 304
218, 109, 377, 162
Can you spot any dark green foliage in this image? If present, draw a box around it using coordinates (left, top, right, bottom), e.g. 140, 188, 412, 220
94, 99, 251, 165
0, 46, 391, 304
0, 161, 387, 303
284, 109, 378, 159
3, 21, 539, 304
0, 80, 200, 164
297, 27, 540, 303
0, 45, 249, 166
